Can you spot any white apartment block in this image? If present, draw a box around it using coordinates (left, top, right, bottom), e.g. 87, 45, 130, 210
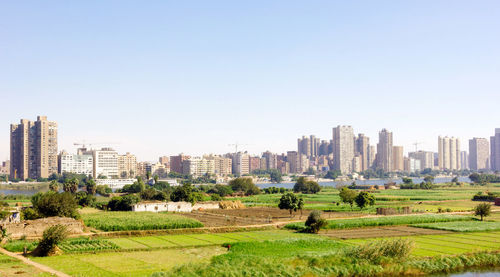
93, 148, 119, 179
182, 157, 215, 177
95, 178, 136, 189
59, 151, 93, 176
438, 136, 461, 170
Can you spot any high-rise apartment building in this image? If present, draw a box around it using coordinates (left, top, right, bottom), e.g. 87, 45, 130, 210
248, 156, 261, 173
287, 151, 299, 173
182, 157, 215, 177
376, 129, 393, 172
59, 151, 93, 176
438, 136, 461, 170
10, 116, 58, 180
318, 140, 329, 156
205, 155, 232, 176
355, 134, 370, 171
392, 146, 404, 171
159, 156, 169, 167
469, 138, 490, 171
170, 154, 190, 174
232, 152, 250, 176
332, 125, 355, 174
490, 129, 500, 171
262, 151, 277, 170
408, 151, 434, 170
93, 148, 118, 179
310, 135, 320, 158
297, 136, 311, 158
118, 152, 137, 178
460, 151, 469, 170
404, 157, 421, 172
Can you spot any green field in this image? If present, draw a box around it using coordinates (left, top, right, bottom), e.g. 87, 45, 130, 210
285, 214, 472, 231
346, 231, 500, 257
59, 238, 120, 253
82, 211, 204, 231
0, 253, 52, 276
412, 221, 500, 232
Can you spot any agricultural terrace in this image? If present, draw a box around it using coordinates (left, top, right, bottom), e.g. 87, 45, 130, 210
82, 211, 204, 231
412, 221, 500, 232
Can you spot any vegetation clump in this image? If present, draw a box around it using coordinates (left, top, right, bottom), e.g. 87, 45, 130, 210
30, 192, 80, 219
474, 203, 491, 221
304, 210, 327, 233
346, 238, 415, 262
32, 225, 68, 257
278, 192, 304, 216
293, 177, 321, 194
229, 177, 261, 195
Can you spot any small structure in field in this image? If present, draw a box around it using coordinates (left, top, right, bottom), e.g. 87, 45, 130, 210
131, 201, 221, 213
3, 217, 84, 239
495, 198, 500, 206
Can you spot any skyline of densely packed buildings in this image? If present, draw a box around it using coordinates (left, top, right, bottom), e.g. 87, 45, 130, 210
3, 116, 500, 181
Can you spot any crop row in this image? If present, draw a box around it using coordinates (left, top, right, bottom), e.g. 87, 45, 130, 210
285, 214, 472, 231
82, 211, 204, 231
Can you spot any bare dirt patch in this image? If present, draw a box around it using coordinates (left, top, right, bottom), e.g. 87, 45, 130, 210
321, 226, 451, 239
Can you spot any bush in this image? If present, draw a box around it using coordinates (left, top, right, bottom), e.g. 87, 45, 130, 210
96, 185, 112, 196
210, 194, 222, 201
293, 177, 321, 194
22, 207, 41, 220
33, 225, 68, 256
229, 178, 261, 196
304, 210, 327, 233
75, 191, 96, 207
355, 191, 375, 210
107, 194, 140, 211
32, 192, 79, 219
207, 184, 233, 197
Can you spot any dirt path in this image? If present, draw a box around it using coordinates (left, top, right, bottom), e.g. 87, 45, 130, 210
0, 247, 70, 277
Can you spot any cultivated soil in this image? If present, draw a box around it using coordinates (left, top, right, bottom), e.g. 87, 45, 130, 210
320, 226, 451, 239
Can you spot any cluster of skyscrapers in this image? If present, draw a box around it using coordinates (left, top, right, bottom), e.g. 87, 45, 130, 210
5, 116, 500, 181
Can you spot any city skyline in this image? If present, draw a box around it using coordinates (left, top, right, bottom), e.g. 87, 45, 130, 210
1, 1, 500, 161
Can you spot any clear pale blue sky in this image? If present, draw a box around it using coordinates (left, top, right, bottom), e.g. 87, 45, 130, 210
1, 1, 499, 161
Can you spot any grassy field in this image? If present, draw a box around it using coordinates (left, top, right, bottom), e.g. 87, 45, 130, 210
160, 236, 500, 276
285, 214, 472, 231
0, 253, 52, 277
412, 221, 500, 232
30, 230, 315, 276
32, 246, 226, 277
82, 211, 204, 231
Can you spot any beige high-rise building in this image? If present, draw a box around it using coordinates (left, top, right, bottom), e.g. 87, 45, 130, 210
118, 152, 137, 178
287, 151, 299, 173
392, 146, 404, 171
355, 134, 370, 171
438, 136, 461, 170
332, 125, 355, 174
376, 129, 393, 172
469, 138, 489, 171
10, 116, 58, 180
490, 129, 500, 171
408, 151, 434, 170
232, 152, 250, 176
205, 155, 232, 176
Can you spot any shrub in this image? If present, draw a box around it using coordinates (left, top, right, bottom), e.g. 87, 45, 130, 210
107, 194, 140, 211
32, 192, 79, 219
22, 207, 41, 220
305, 210, 327, 233
33, 225, 68, 256
96, 185, 112, 196
355, 191, 375, 210
229, 178, 261, 195
293, 177, 321, 194
75, 191, 96, 207
338, 187, 358, 209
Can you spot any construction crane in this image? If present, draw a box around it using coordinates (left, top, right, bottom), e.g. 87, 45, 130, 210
413, 141, 423, 152
228, 143, 250, 153
73, 141, 119, 150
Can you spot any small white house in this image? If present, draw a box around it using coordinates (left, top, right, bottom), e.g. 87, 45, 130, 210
131, 201, 220, 213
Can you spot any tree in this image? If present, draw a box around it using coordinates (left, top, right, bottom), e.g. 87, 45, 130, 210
107, 194, 140, 211
269, 169, 282, 183
474, 203, 491, 221
75, 191, 95, 207
278, 192, 304, 216
293, 177, 321, 194
451, 176, 459, 183
170, 183, 201, 204
338, 187, 358, 210
355, 191, 375, 210
32, 192, 79, 219
86, 179, 97, 195
49, 180, 59, 192
402, 177, 413, 185
324, 170, 341, 180
229, 177, 261, 196
96, 185, 112, 196
423, 175, 435, 184
33, 225, 68, 256
154, 175, 159, 184
146, 171, 152, 180
305, 210, 328, 233
63, 178, 78, 194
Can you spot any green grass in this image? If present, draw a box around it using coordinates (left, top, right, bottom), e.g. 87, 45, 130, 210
345, 231, 500, 257
82, 211, 204, 231
0, 253, 52, 276
285, 214, 472, 231
2, 239, 38, 252
412, 221, 500, 232
32, 246, 226, 277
